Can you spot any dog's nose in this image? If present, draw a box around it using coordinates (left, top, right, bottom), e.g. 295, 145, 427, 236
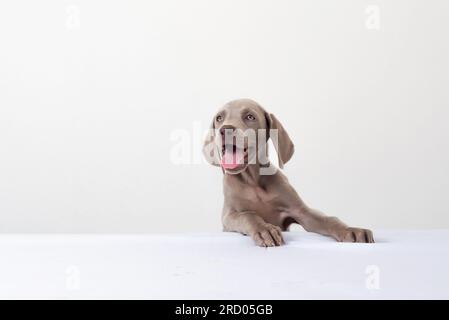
219, 125, 236, 137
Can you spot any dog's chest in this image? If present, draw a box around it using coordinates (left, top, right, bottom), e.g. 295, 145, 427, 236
235, 185, 280, 209
251, 186, 272, 202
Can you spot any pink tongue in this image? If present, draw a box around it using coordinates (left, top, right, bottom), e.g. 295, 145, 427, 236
221, 149, 245, 170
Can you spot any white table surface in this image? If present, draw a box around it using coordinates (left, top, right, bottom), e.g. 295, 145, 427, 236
0, 230, 448, 299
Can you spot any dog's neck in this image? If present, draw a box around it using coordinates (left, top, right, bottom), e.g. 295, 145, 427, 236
241, 164, 261, 185
225, 162, 274, 186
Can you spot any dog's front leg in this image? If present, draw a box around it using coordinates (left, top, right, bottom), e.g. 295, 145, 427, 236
222, 211, 284, 247
294, 206, 375, 243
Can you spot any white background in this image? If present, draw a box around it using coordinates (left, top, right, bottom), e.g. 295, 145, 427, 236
0, 0, 448, 232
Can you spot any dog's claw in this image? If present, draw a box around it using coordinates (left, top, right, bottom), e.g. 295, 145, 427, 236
338, 227, 375, 243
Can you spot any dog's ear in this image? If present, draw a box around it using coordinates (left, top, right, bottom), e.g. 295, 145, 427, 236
202, 118, 221, 166
265, 112, 294, 168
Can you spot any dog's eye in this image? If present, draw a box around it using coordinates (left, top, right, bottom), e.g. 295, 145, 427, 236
216, 115, 223, 122
245, 114, 256, 121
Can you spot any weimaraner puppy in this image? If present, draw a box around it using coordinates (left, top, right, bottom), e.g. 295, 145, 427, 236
203, 98, 374, 247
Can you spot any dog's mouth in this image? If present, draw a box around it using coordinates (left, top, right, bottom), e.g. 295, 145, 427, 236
220, 143, 248, 171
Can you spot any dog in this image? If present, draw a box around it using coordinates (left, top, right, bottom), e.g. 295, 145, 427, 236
203, 98, 374, 246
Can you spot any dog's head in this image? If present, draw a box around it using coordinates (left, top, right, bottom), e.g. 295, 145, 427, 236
203, 99, 294, 174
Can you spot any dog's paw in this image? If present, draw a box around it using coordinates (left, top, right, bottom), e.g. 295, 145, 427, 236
337, 227, 374, 243
250, 223, 284, 247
